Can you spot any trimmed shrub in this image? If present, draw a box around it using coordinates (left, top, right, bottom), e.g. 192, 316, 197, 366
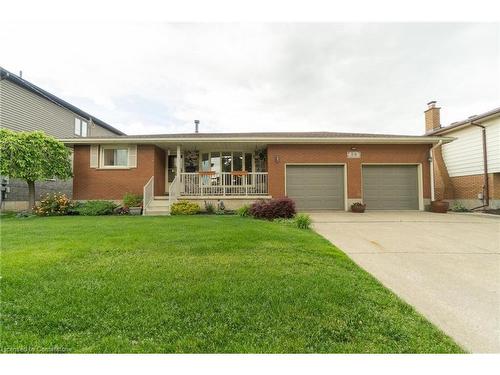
236, 204, 250, 217
171, 200, 200, 215
249, 198, 296, 220
123, 193, 142, 208
67, 201, 83, 215
34, 193, 73, 216
294, 214, 312, 229
76, 200, 118, 216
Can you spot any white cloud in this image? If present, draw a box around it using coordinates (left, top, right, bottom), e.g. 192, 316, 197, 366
1, 22, 498, 135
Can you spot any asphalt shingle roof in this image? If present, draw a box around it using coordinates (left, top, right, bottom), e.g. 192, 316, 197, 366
80, 131, 431, 139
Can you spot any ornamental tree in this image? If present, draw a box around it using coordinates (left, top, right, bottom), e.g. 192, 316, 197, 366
0, 129, 72, 212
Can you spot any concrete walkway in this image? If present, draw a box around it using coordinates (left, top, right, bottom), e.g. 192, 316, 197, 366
310, 211, 500, 353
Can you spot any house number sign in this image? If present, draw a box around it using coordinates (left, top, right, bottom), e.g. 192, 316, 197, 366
347, 151, 361, 159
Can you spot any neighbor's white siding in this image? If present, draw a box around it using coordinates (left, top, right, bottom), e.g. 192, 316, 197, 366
442, 117, 500, 177
0, 79, 117, 137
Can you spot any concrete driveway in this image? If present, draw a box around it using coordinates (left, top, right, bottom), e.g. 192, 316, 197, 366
310, 211, 500, 353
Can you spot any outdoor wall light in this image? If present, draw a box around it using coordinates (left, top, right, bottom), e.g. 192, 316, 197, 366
274, 155, 280, 163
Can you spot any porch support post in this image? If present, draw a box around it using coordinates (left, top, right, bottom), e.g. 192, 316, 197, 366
176, 145, 181, 195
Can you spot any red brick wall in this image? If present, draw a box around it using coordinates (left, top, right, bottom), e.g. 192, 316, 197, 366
432, 145, 455, 200
73, 145, 164, 200
449, 173, 499, 200
267, 144, 432, 199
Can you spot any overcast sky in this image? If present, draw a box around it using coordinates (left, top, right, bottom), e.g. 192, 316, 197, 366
1, 23, 498, 135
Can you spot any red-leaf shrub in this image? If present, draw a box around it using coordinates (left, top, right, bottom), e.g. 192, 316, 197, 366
249, 198, 296, 220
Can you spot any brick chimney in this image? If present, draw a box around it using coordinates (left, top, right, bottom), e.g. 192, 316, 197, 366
424, 101, 441, 133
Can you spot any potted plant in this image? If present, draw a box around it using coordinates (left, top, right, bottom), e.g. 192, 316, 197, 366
351, 202, 366, 213
430, 200, 449, 213
123, 192, 143, 215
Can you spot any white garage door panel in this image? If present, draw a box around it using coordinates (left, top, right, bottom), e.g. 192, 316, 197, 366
286, 165, 344, 210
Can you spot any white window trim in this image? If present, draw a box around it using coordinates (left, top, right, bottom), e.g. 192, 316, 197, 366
74, 118, 81, 136
99, 145, 131, 169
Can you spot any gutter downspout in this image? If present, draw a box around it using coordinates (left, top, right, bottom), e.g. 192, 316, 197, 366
471, 122, 489, 210
429, 140, 443, 202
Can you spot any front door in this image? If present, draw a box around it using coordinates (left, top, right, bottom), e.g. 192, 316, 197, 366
168, 155, 177, 184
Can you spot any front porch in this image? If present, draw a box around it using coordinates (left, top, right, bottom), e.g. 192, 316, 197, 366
143, 143, 270, 215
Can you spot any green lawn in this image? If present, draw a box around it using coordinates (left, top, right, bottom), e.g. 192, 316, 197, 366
0, 215, 462, 353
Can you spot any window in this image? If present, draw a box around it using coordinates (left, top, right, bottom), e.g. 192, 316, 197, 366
222, 152, 232, 173
201, 153, 210, 171
102, 147, 129, 167
244, 153, 253, 172
198, 152, 254, 172
74, 118, 80, 135
210, 152, 221, 173
81, 121, 87, 137
233, 152, 243, 171
74, 118, 88, 137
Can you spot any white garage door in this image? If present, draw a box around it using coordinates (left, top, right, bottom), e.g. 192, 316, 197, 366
362, 165, 419, 210
286, 165, 345, 210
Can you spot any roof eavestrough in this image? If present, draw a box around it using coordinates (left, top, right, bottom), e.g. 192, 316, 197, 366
60, 133, 455, 145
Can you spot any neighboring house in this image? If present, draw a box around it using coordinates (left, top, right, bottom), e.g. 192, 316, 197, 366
425, 102, 500, 209
61, 131, 452, 215
0, 67, 125, 210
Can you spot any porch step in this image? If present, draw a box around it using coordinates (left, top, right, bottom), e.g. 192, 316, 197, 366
143, 208, 170, 216
148, 199, 170, 207
143, 197, 171, 216
154, 195, 169, 200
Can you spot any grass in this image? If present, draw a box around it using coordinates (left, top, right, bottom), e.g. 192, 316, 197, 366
0, 215, 463, 353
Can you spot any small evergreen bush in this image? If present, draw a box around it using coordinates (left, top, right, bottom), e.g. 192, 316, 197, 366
76, 200, 118, 216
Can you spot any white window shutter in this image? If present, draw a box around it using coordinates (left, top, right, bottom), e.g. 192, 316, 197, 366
128, 145, 137, 168
90, 145, 99, 168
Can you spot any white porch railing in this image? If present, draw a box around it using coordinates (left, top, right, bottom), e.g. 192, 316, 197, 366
169, 175, 179, 205
179, 172, 268, 196
142, 176, 154, 215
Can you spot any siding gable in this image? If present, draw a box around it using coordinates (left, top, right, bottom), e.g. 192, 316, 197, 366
0, 79, 118, 137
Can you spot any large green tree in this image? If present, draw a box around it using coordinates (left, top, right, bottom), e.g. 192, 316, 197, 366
0, 129, 72, 211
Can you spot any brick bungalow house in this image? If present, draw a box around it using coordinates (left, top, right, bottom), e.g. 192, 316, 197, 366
426, 102, 500, 209
63, 130, 453, 215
